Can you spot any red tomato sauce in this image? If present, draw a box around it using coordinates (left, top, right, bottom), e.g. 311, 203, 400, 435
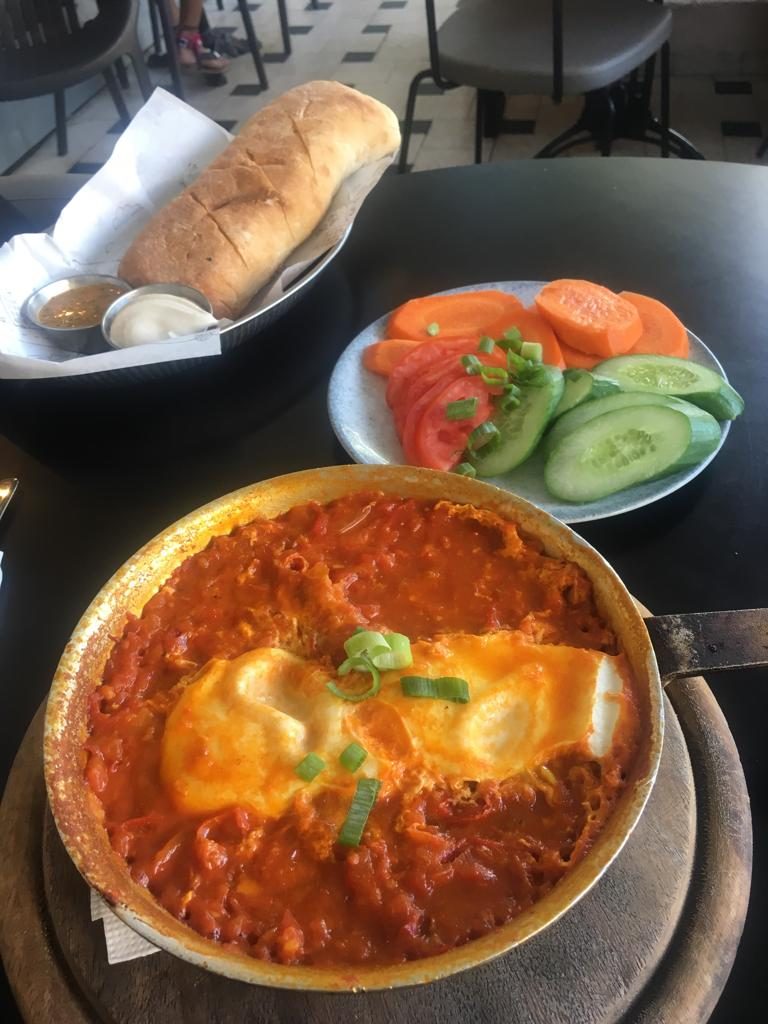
85, 494, 638, 967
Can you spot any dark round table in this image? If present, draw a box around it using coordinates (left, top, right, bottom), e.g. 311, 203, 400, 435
0, 159, 765, 1023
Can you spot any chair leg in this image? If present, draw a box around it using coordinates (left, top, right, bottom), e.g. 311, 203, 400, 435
276, 0, 292, 57
54, 91, 67, 157
660, 41, 670, 158
596, 88, 615, 156
148, 0, 162, 54
474, 90, 485, 164
154, 0, 185, 100
216, 0, 224, 8
237, 0, 269, 90
114, 56, 129, 89
535, 122, 587, 158
399, 69, 431, 173
104, 66, 130, 127
483, 91, 505, 139
130, 45, 154, 101
640, 53, 656, 116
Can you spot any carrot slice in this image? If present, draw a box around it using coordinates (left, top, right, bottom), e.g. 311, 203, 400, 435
535, 280, 642, 358
485, 306, 565, 369
363, 339, 421, 377
620, 291, 690, 359
387, 290, 524, 342
559, 342, 602, 370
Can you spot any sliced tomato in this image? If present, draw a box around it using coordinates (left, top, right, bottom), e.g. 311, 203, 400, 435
400, 364, 467, 458
386, 337, 482, 409
393, 344, 507, 439
394, 354, 473, 439
414, 376, 495, 471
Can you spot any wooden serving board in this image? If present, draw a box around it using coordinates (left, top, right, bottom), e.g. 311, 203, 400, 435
0, 673, 751, 1024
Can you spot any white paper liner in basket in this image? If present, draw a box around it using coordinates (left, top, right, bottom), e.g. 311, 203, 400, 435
0, 88, 394, 380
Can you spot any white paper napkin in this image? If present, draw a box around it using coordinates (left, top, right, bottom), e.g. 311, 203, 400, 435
89, 889, 159, 964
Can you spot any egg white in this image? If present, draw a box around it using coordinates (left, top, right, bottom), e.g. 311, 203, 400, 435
161, 632, 631, 819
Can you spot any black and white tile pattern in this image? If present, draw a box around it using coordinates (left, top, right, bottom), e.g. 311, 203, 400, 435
7, 0, 768, 178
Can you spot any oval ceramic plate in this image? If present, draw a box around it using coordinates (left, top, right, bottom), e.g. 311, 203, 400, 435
328, 281, 732, 524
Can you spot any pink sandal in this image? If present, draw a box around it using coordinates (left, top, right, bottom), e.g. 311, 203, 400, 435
177, 29, 229, 74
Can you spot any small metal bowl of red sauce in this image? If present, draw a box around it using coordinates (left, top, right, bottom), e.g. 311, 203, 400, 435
23, 274, 130, 354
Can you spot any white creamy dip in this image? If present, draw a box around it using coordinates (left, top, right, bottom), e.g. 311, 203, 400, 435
108, 293, 217, 347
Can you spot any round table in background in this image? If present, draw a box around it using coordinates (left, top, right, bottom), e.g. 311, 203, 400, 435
0, 159, 765, 1022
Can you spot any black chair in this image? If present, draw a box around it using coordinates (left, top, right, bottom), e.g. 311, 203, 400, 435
399, 0, 703, 171
0, 0, 152, 157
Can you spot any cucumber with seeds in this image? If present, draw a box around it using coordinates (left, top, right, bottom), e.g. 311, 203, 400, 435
594, 354, 743, 420
552, 369, 622, 419
471, 365, 563, 476
544, 403, 721, 503
544, 392, 696, 457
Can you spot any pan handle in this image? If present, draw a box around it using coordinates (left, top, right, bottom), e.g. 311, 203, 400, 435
645, 609, 768, 685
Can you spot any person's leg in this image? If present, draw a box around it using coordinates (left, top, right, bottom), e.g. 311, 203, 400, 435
179, 0, 203, 29
176, 0, 229, 73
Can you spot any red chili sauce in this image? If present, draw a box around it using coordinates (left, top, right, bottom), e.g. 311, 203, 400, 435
85, 494, 640, 967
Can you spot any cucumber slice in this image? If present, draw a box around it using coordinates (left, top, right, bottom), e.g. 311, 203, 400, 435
471, 365, 564, 476
544, 391, 696, 457
594, 354, 744, 421
553, 369, 622, 419
545, 404, 721, 503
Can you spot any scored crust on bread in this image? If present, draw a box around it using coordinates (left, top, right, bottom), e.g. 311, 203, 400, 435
118, 81, 401, 319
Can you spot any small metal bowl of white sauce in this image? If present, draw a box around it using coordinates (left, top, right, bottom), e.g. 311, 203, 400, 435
102, 284, 217, 349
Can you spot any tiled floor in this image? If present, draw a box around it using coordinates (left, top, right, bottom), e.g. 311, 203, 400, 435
8, 0, 768, 178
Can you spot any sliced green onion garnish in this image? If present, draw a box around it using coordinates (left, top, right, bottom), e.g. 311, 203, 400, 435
520, 340, 543, 362
500, 392, 521, 412
400, 676, 470, 703
331, 631, 413, 700
371, 651, 403, 670
295, 752, 326, 781
383, 632, 410, 657
503, 327, 522, 343
344, 630, 387, 660
426, 322, 440, 336
468, 421, 501, 451
481, 366, 509, 387
481, 365, 508, 381
371, 631, 413, 670
522, 365, 550, 387
506, 350, 527, 373
477, 336, 495, 354
339, 742, 368, 773
462, 354, 482, 375
445, 397, 478, 421
498, 336, 523, 354
454, 462, 477, 477
327, 655, 381, 702
338, 777, 382, 846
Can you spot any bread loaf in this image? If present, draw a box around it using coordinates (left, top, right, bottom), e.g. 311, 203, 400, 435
118, 81, 401, 319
